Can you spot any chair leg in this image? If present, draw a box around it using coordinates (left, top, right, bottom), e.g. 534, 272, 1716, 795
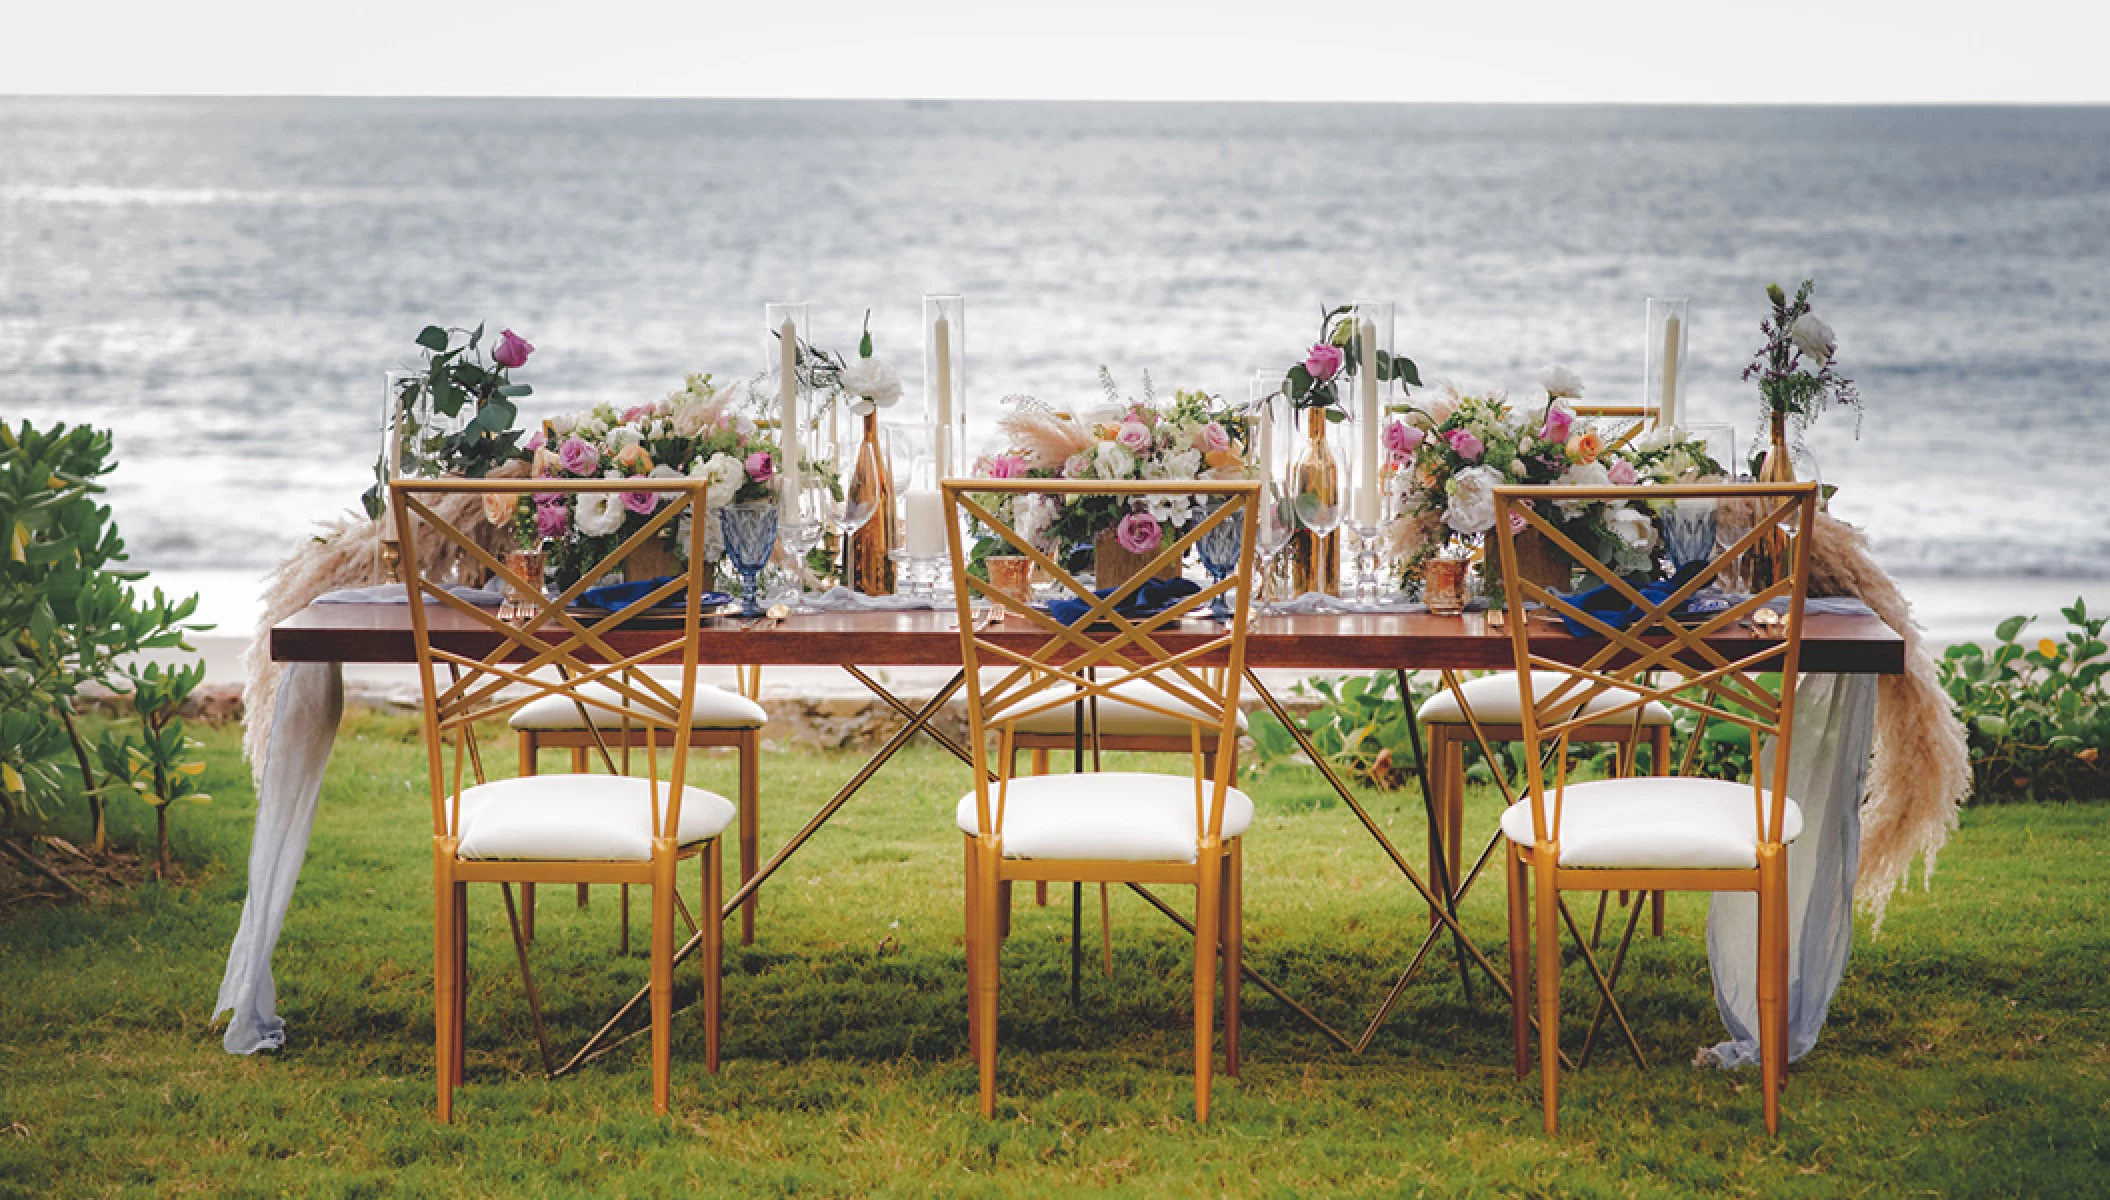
703, 839, 723, 1074
1192, 845, 1223, 1124
1100, 883, 1114, 978
570, 747, 590, 910
997, 881, 1014, 940
521, 884, 535, 943
971, 840, 1002, 1117
1758, 846, 1788, 1135
1222, 840, 1243, 1079
650, 848, 676, 1115
1505, 843, 1532, 1080
1030, 750, 1050, 907
739, 730, 759, 946
1651, 727, 1671, 937
620, 884, 631, 956
1534, 854, 1563, 1134
452, 882, 468, 1090
433, 862, 457, 1122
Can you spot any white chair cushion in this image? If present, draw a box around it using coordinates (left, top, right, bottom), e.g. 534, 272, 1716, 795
1008, 679, 1248, 738
1417, 670, 1672, 727
954, 771, 1254, 863
456, 773, 736, 861
1498, 776, 1802, 869
508, 681, 766, 732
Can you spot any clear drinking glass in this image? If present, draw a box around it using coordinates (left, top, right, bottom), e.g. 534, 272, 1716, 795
1678, 421, 1738, 482
719, 502, 779, 618
777, 477, 829, 612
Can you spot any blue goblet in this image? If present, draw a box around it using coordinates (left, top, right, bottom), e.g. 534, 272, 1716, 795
718, 502, 779, 618
1659, 497, 1719, 573
1197, 503, 1245, 620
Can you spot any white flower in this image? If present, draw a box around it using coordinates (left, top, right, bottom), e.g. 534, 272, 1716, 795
1538, 364, 1585, 400
1633, 425, 1673, 453
575, 490, 625, 538
1554, 460, 1612, 518
690, 452, 744, 510
1415, 384, 1460, 427
1093, 440, 1135, 480
1790, 313, 1836, 364
838, 357, 903, 414
1145, 492, 1195, 527
1506, 458, 1527, 478
1013, 493, 1056, 550
1603, 504, 1658, 552
604, 425, 641, 457
547, 413, 577, 437
1144, 447, 1201, 480
1443, 465, 1503, 535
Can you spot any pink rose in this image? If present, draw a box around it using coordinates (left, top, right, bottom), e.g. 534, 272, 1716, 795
1382, 419, 1423, 462
622, 405, 652, 424
622, 490, 658, 516
1115, 422, 1152, 453
985, 452, 1027, 479
1539, 406, 1574, 444
534, 501, 570, 539
1195, 422, 1231, 455
1062, 452, 1091, 479
523, 429, 546, 453
1304, 343, 1344, 382
557, 436, 599, 477
493, 329, 534, 369
1607, 459, 1638, 485
1446, 429, 1484, 461
744, 451, 775, 482
1115, 511, 1162, 556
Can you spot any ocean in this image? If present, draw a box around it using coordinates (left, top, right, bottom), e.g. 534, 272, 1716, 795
4, 98, 2106, 644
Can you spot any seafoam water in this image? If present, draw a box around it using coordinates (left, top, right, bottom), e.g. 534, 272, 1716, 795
3, 98, 2106, 640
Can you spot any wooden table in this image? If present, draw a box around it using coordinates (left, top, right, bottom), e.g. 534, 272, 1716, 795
271, 601, 1903, 1067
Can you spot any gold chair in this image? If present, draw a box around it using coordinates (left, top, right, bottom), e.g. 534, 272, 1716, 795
946, 478, 1261, 1121
395, 476, 730, 1120
1492, 480, 1818, 1134
512, 664, 767, 946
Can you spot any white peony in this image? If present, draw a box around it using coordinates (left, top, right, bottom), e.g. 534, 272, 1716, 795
837, 357, 904, 414
1603, 504, 1658, 552
1790, 313, 1836, 364
575, 490, 625, 538
1538, 364, 1585, 400
1094, 440, 1135, 480
1443, 465, 1503, 535
1554, 460, 1613, 518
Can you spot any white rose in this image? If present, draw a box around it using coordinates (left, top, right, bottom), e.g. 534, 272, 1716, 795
1159, 448, 1202, 480
700, 453, 744, 510
1554, 461, 1612, 518
1790, 313, 1836, 364
604, 425, 641, 456
1538, 364, 1585, 400
1094, 440, 1135, 480
1443, 465, 1503, 535
837, 357, 903, 414
1506, 459, 1527, 478
547, 413, 577, 437
575, 490, 625, 538
1603, 504, 1658, 552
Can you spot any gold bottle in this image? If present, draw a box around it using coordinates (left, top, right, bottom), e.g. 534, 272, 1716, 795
845, 411, 897, 594
1287, 406, 1341, 596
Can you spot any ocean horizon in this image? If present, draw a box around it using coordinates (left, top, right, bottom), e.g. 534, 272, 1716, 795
5, 97, 2106, 644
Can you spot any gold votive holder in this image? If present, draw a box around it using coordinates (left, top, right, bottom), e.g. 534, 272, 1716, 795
986, 555, 1032, 615
1423, 557, 1469, 616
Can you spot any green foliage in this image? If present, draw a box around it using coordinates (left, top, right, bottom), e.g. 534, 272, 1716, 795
0, 420, 207, 858
1247, 672, 1429, 791
1940, 599, 2110, 802
1275, 305, 1421, 415
362, 323, 531, 517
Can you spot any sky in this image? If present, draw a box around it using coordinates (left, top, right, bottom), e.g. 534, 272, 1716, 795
5, 0, 2106, 104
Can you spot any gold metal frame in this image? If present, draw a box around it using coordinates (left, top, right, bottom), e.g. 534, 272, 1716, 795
393, 476, 726, 1120
1491, 480, 1819, 1135
942, 477, 1258, 1122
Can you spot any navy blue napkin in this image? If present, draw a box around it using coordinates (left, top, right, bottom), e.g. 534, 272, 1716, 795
578, 577, 732, 612
1555, 563, 1707, 637
1047, 577, 1201, 627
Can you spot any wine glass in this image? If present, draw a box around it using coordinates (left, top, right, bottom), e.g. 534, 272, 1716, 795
719, 503, 779, 618
1196, 500, 1245, 620
777, 476, 829, 613
1253, 480, 1296, 612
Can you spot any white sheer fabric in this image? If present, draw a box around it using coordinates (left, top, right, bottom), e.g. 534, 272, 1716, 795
1703, 672, 1877, 1068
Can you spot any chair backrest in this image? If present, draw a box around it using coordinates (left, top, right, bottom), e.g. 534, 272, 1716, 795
392, 477, 713, 844
1491, 481, 1820, 852
942, 478, 1262, 851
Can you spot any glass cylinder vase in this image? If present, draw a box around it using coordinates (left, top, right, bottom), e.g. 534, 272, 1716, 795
1643, 297, 1690, 431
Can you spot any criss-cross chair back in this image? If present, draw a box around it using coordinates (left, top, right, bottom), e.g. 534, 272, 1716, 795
391, 477, 712, 846
1492, 481, 1819, 852
941, 479, 1262, 852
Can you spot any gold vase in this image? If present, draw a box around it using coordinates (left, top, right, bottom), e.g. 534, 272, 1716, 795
1287, 407, 1341, 596
1747, 410, 1795, 592
845, 411, 897, 594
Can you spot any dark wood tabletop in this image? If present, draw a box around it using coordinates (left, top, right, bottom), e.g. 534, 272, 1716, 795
270, 603, 1906, 675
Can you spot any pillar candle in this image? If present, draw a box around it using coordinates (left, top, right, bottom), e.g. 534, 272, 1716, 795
1257, 399, 1273, 483
904, 489, 947, 557
1355, 319, 1381, 526
932, 313, 954, 475
379, 416, 402, 542
1659, 313, 1682, 430
779, 317, 801, 498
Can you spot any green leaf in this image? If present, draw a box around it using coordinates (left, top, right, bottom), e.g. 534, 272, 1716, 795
414, 325, 449, 353
1996, 615, 2030, 644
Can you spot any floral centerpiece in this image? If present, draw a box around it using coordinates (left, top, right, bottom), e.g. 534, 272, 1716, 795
362, 323, 535, 519
1744, 279, 1861, 462
968, 370, 1254, 588
523, 373, 781, 588
1274, 305, 1421, 418
1387, 368, 1723, 593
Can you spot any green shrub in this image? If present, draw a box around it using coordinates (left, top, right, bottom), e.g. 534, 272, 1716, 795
1941, 600, 2108, 802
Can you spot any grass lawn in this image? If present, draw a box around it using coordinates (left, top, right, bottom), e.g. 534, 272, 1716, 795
3, 708, 2107, 1197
